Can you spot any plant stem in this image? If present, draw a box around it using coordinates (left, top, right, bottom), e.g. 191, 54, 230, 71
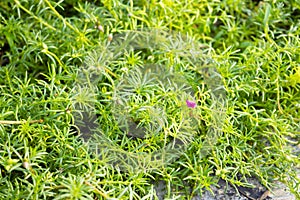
0, 119, 44, 125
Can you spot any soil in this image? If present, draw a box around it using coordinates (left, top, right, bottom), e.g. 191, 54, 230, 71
154, 176, 298, 200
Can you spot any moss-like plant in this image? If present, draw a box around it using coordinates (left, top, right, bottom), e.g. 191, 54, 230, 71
0, 0, 299, 199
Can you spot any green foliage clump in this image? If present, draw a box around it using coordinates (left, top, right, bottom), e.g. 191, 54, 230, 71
0, 0, 299, 199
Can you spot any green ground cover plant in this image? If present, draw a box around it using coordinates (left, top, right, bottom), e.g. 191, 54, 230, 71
0, 0, 299, 199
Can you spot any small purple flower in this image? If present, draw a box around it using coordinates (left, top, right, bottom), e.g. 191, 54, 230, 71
186, 100, 196, 108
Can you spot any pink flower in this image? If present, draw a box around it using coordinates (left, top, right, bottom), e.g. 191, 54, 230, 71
97, 25, 104, 32
186, 100, 196, 108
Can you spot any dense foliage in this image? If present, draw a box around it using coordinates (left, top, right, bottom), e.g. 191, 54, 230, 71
0, 0, 299, 199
